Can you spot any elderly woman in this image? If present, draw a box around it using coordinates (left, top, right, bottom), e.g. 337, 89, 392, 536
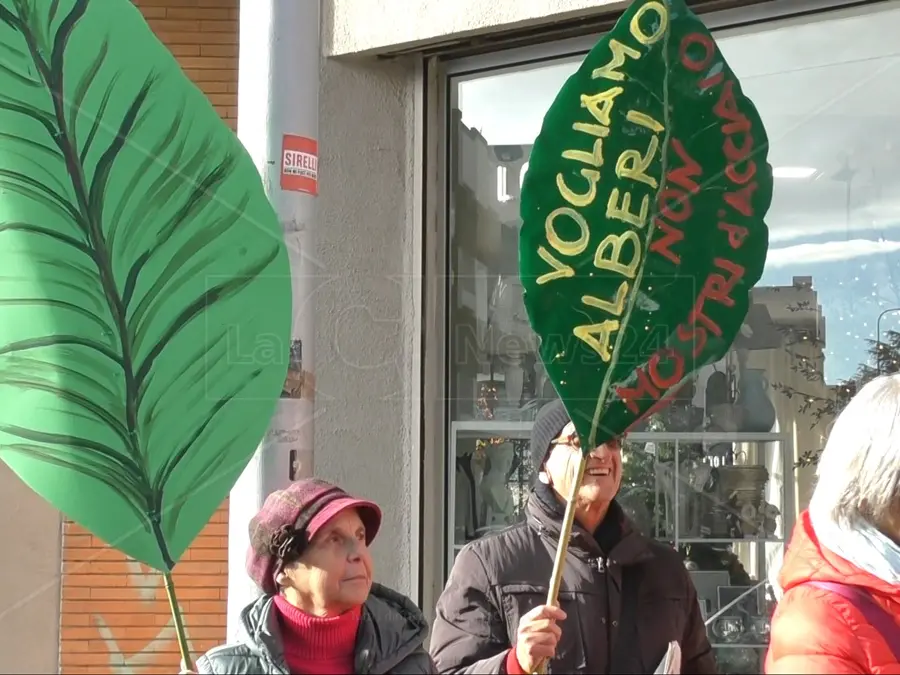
192, 478, 434, 674
766, 375, 900, 674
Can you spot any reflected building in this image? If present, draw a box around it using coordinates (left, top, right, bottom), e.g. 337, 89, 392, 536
750, 276, 830, 510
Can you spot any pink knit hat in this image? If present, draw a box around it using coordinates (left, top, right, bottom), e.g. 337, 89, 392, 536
246, 478, 382, 594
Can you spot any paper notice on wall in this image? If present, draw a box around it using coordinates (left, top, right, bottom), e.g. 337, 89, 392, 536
281, 134, 318, 195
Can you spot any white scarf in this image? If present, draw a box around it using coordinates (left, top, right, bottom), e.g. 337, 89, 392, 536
810, 506, 900, 586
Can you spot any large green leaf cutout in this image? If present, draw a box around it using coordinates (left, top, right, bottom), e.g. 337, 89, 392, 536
519, 0, 772, 448
0, 0, 291, 571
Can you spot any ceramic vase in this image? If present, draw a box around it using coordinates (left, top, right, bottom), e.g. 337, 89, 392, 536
736, 368, 776, 433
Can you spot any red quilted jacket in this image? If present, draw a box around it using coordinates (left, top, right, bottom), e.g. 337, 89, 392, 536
765, 510, 900, 674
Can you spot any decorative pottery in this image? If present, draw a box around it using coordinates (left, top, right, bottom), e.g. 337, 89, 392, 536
716, 465, 769, 500
710, 465, 769, 536
736, 368, 777, 433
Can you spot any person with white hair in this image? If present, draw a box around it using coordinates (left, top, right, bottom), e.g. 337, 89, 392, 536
765, 374, 900, 673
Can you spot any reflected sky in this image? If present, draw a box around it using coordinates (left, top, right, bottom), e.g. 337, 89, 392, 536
454, 4, 900, 385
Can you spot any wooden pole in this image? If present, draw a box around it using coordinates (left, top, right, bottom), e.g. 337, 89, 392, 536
533, 451, 588, 675
163, 571, 192, 670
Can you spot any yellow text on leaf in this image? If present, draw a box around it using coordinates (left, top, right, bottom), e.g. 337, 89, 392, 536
592, 39, 642, 82
593, 231, 641, 279
574, 320, 620, 363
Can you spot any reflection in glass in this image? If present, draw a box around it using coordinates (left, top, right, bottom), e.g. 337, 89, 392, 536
452, 434, 534, 548
446, 3, 900, 671
712, 616, 744, 644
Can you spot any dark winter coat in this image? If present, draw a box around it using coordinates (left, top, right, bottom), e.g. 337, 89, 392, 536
429, 487, 717, 674
196, 583, 434, 674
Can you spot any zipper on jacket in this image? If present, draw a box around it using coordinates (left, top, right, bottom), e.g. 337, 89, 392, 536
592, 556, 612, 674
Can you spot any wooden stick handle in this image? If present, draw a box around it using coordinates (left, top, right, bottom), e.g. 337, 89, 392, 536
532, 451, 588, 675
163, 570, 193, 670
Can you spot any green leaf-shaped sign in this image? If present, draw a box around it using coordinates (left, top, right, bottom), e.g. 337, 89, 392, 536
0, 0, 291, 571
519, 0, 772, 448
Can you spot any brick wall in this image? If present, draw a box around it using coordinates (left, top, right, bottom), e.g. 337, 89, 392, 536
139, 0, 239, 129
59, 1, 238, 673
60, 511, 229, 675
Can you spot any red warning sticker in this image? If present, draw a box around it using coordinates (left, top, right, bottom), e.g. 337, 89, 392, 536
281, 134, 318, 195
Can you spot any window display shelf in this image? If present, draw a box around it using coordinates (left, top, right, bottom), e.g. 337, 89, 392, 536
452, 420, 790, 443
680, 537, 785, 544
451, 420, 535, 438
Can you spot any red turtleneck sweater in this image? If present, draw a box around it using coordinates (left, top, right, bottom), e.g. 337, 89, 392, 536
273, 594, 361, 674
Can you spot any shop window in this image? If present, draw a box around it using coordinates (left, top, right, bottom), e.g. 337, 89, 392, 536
445, 3, 900, 672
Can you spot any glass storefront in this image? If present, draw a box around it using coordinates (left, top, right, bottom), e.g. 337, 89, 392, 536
443, 2, 900, 672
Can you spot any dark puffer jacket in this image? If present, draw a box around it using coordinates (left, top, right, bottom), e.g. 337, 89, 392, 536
429, 487, 717, 674
196, 583, 434, 674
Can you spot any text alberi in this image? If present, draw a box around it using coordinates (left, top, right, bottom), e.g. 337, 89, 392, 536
533, 0, 761, 415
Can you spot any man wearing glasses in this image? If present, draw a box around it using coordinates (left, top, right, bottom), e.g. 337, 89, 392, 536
430, 399, 716, 674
